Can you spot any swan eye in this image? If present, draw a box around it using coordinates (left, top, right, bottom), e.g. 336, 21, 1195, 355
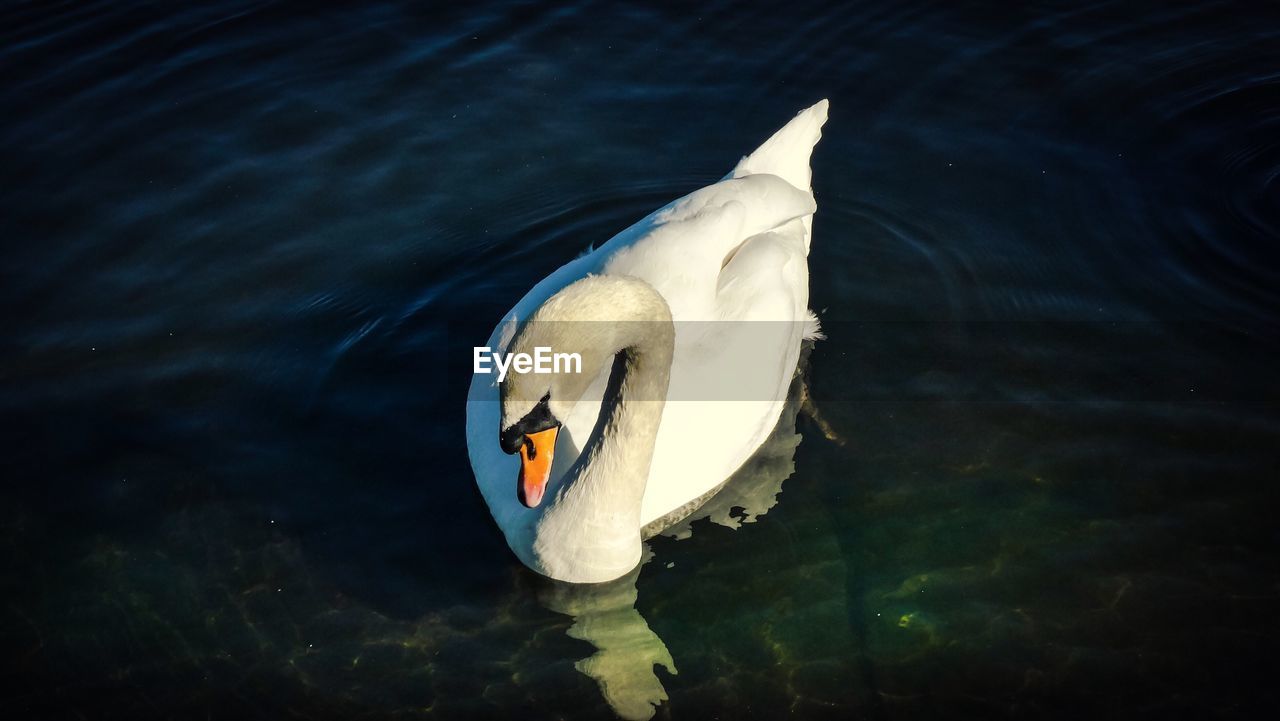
499, 392, 557, 454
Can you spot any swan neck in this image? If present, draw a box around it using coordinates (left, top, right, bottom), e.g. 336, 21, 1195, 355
532, 301, 674, 583
597, 340, 670, 489
576, 325, 673, 510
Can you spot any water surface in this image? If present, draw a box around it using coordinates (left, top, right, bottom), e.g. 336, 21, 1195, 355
3, 1, 1279, 718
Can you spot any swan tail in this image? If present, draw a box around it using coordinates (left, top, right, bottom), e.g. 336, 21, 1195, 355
730, 99, 829, 193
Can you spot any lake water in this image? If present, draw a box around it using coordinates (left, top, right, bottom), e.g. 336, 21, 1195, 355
3, 1, 1279, 718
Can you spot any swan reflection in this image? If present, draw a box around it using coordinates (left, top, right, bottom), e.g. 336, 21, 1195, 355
538, 360, 811, 719
536, 552, 676, 721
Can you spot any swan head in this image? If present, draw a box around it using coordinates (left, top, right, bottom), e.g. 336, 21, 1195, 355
498, 392, 560, 508
498, 275, 673, 509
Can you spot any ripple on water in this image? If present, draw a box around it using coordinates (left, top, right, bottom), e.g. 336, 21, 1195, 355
4, 1, 1280, 718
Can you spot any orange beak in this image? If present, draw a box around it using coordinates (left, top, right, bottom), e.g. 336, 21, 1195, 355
518, 426, 559, 508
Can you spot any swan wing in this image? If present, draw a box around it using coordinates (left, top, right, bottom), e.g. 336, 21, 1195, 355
639, 220, 813, 525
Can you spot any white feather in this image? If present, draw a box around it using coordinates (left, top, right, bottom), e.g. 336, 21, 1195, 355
466, 100, 830, 582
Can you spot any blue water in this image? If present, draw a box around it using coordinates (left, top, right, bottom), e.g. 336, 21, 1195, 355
3, 1, 1279, 718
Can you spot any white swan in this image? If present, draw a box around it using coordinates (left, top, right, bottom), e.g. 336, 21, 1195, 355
466, 100, 829, 583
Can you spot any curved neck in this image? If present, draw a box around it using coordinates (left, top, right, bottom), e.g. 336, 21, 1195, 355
587, 340, 672, 496
531, 318, 674, 583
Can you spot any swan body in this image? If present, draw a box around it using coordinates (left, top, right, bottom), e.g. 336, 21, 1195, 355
466, 100, 829, 583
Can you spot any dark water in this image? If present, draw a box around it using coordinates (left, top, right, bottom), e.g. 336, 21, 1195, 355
3, 0, 1280, 718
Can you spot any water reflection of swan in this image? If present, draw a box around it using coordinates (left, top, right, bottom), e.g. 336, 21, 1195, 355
536, 552, 676, 721
538, 358, 812, 720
